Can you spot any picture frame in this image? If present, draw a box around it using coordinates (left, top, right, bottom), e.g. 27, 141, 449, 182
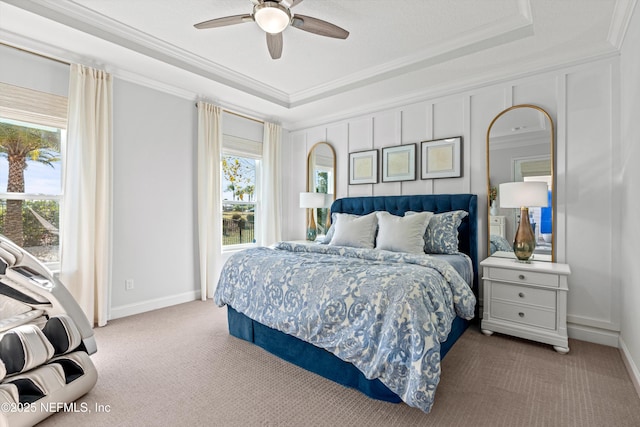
349, 149, 378, 184
420, 137, 462, 179
381, 144, 416, 182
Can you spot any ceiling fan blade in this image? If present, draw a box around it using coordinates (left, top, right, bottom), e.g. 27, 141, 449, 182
280, 0, 304, 7
266, 32, 283, 59
291, 15, 349, 39
194, 14, 253, 30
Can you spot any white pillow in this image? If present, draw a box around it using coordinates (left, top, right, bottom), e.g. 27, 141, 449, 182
375, 211, 433, 253
329, 212, 378, 249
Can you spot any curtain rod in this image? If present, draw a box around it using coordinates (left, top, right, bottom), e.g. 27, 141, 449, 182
195, 103, 264, 124
1, 42, 70, 66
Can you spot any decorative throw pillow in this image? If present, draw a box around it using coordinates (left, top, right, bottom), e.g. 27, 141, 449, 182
409, 210, 468, 254
319, 212, 341, 244
375, 211, 433, 254
328, 212, 378, 249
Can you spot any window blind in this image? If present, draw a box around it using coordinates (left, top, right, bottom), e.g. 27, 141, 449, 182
0, 82, 68, 129
223, 134, 262, 158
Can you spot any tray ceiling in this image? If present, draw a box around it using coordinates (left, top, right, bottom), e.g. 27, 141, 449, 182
0, 0, 630, 128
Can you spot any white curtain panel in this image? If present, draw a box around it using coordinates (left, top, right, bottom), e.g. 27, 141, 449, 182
260, 122, 282, 246
197, 102, 223, 300
60, 64, 112, 327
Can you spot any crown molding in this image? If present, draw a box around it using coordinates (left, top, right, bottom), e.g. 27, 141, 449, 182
608, 0, 639, 49
3, 0, 535, 109
284, 49, 620, 131
289, 7, 534, 106
1, 0, 290, 107
1, 0, 626, 131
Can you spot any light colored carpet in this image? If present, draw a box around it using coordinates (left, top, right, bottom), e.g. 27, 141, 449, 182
39, 301, 640, 427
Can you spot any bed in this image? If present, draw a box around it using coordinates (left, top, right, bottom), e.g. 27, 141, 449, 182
215, 194, 478, 413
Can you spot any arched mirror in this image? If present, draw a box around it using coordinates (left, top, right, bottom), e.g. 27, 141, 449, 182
307, 142, 336, 237
486, 105, 555, 262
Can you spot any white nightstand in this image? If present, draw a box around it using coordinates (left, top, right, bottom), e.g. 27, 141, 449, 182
489, 215, 506, 238
480, 255, 571, 353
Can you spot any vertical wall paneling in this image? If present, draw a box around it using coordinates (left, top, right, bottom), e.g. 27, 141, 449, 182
565, 63, 615, 331
327, 123, 349, 199
555, 75, 568, 264
469, 87, 509, 303
347, 117, 374, 197
305, 127, 327, 157
462, 96, 472, 194
373, 110, 400, 196
513, 76, 559, 122
279, 131, 292, 239
425, 103, 435, 195
287, 132, 308, 240
400, 102, 430, 195
284, 57, 621, 345
433, 98, 465, 194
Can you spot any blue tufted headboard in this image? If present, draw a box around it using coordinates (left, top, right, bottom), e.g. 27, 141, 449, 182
330, 194, 478, 296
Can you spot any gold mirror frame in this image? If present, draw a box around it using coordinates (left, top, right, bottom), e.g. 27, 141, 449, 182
307, 142, 336, 236
486, 104, 556, 262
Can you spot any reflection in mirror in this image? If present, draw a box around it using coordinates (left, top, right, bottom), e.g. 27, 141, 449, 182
307, 142, 336, 238
487, 105, 555, 262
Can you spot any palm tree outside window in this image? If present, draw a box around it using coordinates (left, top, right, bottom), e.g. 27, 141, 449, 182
0, 118, 63, 265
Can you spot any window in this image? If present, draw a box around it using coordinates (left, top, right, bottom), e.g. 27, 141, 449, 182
0, 83, 67, 267
221, 136, 262, 249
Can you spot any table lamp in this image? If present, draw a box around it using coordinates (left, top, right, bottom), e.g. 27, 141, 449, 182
499, 181, 549, 262
299, 192, 326, 241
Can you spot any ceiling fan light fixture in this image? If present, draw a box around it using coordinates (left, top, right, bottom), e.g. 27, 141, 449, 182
254, 1, 291, 34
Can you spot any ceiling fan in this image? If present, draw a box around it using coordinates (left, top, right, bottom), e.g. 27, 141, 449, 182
194, 0, 349, 60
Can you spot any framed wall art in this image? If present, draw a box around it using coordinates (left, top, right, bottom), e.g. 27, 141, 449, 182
349, 149, 378, 184
420, 137, 462, 179
381, 144, 416, 182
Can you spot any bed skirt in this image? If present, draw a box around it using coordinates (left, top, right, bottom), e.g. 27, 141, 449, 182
227, 306, 469, 403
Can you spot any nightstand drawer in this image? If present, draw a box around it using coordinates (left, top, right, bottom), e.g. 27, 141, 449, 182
491, 302, 556, 330
489, 216, 504, 225
489, 268, 559, 287
491, 282, 556, 309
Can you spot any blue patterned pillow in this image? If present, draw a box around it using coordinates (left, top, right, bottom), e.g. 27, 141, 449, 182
490, 234, 513, 254
406, 210, 468, 254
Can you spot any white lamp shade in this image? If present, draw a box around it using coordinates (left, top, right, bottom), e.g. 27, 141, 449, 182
299, 192, 326, 209
499, 182, 548, 208
254, 3, 290, 33
324, 194, 334, 208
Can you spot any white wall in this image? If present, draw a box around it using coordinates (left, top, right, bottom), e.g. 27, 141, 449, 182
0, 44, 69, 96
110, 79, 199, 318
0, 44, 277, 319
3, 33, 634, 369
286, 58, 621, 347
620, 2, 640, 393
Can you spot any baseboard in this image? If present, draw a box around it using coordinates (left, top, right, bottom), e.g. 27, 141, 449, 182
567, 322, 619, 347
109, 290, 202, 320
619, 337, 640, 399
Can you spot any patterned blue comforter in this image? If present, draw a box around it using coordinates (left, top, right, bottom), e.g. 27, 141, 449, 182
214, 242, 476, 413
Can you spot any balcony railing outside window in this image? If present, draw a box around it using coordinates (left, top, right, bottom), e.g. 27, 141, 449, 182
0, 197, 60, 264
222, 201, 255, 246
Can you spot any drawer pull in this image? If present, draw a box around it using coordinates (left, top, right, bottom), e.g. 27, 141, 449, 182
518, 312, 525, 318
518, 274, 525, 280
518, 292, 525, 298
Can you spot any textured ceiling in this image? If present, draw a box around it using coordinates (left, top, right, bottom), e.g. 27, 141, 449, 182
0, 0, 629, 129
